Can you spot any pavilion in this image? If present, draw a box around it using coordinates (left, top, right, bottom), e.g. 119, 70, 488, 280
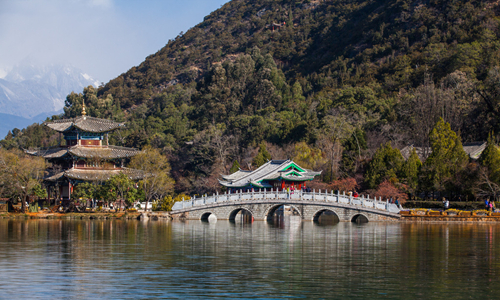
219, 159, 321, 192
27, 103, 142, 204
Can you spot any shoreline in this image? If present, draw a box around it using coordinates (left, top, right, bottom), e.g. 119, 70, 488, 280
4, 211, 500, 222
0, 211, 171, 220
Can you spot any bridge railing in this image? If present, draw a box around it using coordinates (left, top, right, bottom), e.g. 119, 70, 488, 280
171, 189, 401, 213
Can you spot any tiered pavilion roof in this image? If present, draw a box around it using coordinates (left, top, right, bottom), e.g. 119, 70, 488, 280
219, 159, 321, 190
27, 104, 142, 201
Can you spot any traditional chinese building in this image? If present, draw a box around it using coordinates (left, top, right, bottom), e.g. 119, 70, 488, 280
400, 141, 487, 161
219, 159, 321, 191
27, 104, 142, 203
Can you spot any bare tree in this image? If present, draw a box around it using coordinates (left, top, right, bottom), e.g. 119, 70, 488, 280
317, 108, 356, 179
475, 167, 500, 200
398, 71, 476, 147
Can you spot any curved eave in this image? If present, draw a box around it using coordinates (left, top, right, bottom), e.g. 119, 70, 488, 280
281, 175, 316, 181
45, 168, 144, 182
303, 171, 322, 176
67, 148, 140, 160
26, 147, 69, 159
73, 124, 124, 133
218, 179, 249, 188
45, 116, 126, 133
65, 168, 144, 182
44, 171, 66, 182
261, 174, 281, 181
221, 170, 252, 181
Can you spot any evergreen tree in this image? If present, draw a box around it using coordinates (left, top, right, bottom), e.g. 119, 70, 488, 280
479, 133, 500, 186
365, 142, 405, 189
422, 118, 468, 192
402, 147, 422, 193
229, 159, 240, 173
252, 141, 272, 168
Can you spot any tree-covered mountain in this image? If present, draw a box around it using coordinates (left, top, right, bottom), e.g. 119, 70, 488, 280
5, 0, 500, 199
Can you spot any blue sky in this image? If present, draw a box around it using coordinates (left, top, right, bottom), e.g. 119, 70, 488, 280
0, 0, 230, 82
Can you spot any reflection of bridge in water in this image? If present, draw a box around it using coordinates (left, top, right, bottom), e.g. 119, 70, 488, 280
171, 189, 401, 223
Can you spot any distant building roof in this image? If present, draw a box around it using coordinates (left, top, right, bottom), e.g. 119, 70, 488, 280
219, 159, 321, 188
399, 145, 431, 161
27, 145, 140, 160
26, 147, 70, 159
44, 116, 124, 133
463, 142, 487, 160
45, 167, 143, 182
68, 146, 140, 159
400, 142, 487, 161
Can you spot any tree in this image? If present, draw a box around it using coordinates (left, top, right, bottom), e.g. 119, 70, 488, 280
0, 149, 18, 199
401, 147, 422, 194
229, 160, 240, 173
341, 128, 367, 176
398, 72, 475, 148
330, 177, 358, 193
365, 142, 405, 189
72, 182, 96, 201
476, 133, 500, 198
0, 149, 46, 212
372, 181, 408, 204
478, 133, 500, 184
292, 142, 325, 170
129, 146, 175, 211
252, 141, 271, 168
153, 193, 190, 211
317, 108, 356, 181
108, 173, 137, 209
422, 118, 468, 193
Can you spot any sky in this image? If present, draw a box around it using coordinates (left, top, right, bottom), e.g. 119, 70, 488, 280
0, 0, 230, 83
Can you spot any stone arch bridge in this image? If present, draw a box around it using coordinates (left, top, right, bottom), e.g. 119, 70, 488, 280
171, 190, 401, 223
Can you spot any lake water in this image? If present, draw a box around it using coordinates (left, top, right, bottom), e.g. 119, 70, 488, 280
1, 218, 500, 299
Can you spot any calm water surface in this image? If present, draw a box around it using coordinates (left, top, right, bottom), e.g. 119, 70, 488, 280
1, 218, 500, 299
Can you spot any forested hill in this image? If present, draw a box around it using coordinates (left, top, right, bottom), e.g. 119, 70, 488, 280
4, 0, 500, 196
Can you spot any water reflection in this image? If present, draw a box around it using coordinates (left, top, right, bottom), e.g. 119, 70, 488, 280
1, 220, 500, 299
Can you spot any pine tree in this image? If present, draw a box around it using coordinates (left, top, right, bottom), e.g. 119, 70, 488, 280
423, 118, 468, 192
402, 147, 422, 193
252, 141, 272, 168
229, 159, 240, 173
479, 133, 500, 185
365, 142, 404, 189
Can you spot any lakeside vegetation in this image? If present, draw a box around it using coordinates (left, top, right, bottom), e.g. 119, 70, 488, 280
3, 0, 500, 207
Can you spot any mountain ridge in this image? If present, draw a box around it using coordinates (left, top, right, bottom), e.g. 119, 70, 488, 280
0, 62, 99, 118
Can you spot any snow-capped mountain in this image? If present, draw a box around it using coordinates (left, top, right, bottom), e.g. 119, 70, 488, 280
0, 62, 100, 119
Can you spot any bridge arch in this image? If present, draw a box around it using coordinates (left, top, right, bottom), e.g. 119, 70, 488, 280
351, 213, 369, 224
265, 204, 302, 220
200, 211, 217, 222
228, 208, 254, 222
312, 209, 340, 224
